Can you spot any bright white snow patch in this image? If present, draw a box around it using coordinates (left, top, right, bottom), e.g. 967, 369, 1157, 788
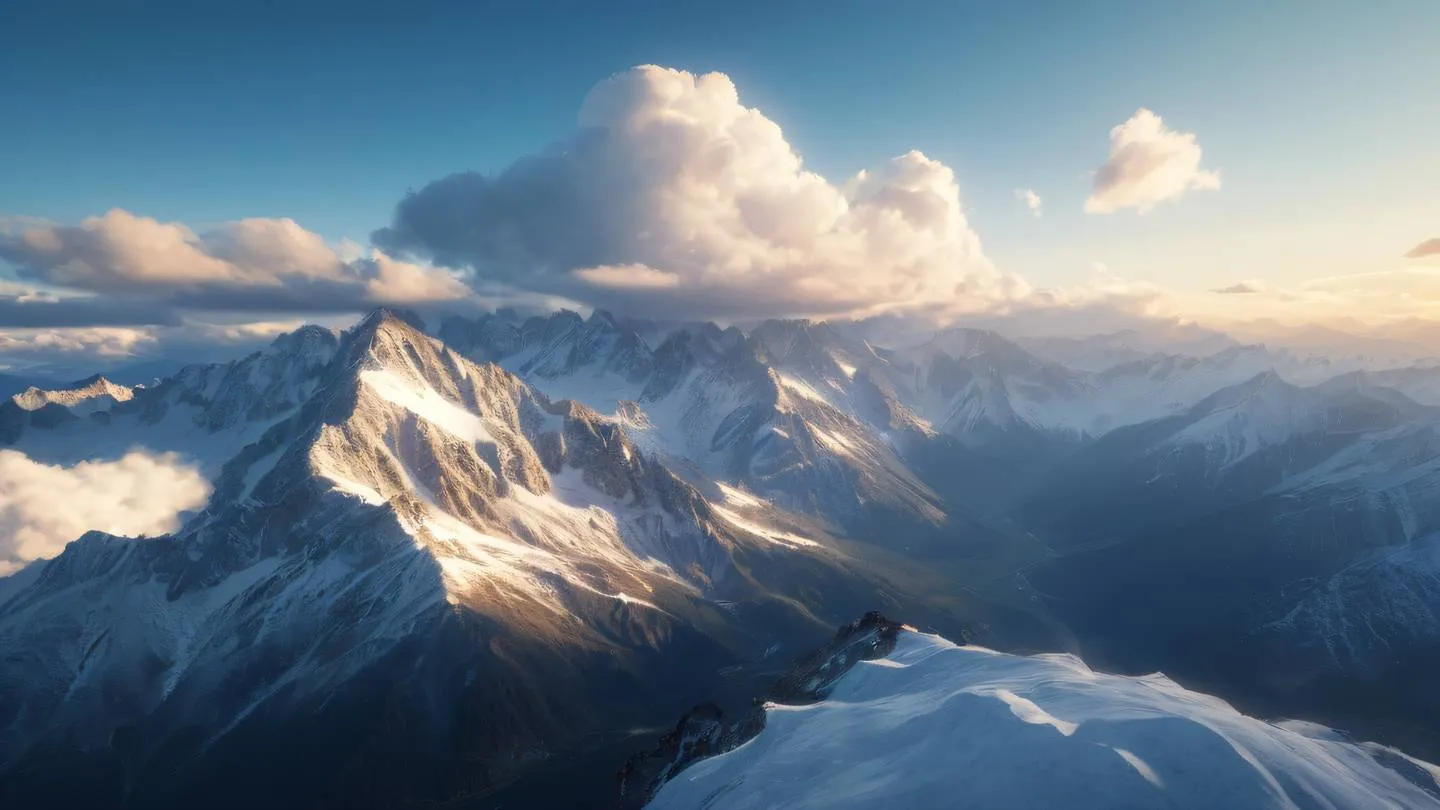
775, 372, 833, 407
711, 505, 818, 548
359, 368, 494, 443
648, 631, 1440, 810
716, 483, 767, 509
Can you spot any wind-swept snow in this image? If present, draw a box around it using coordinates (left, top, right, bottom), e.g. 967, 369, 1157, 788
648, 631, 1440, 810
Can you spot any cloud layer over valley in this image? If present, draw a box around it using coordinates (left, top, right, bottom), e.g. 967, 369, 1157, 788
0, 449, 211, 575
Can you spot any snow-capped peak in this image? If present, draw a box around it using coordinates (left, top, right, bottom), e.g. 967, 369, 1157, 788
10, 375, 134, 412
1161, 371, 1434, 466
277, 310, 788, 617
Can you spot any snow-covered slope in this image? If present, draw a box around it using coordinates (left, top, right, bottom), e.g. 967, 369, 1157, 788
648, 630, 1440, 810
439, 309, 658, 412
626, 331, 942, 528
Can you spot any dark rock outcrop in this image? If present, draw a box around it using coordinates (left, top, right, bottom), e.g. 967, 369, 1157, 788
617, 612, 915, 807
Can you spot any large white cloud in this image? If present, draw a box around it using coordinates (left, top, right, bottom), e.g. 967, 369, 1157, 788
375, 65, 1025, 322
0, 449, 211, 575
0, 209, 473, 314
1085, 109, 1220, 214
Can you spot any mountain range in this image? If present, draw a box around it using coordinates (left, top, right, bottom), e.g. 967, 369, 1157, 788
4, 307, 1440, 807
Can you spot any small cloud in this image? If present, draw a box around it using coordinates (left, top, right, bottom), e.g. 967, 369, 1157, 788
1212, 281, 1264, 294
573, 263, 681, 289
1014, 188, 1043, 217
1085, 108, 1220, 215
1406, 238, 1440, 260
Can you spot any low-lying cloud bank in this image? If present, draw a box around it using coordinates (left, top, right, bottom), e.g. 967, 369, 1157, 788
0, 449, 211, 575
0, 210, 471, 317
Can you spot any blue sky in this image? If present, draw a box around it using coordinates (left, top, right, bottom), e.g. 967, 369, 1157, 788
1, 1, 1438, 352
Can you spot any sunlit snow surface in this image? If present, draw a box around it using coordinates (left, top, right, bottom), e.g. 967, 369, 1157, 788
648, 632, 1440, 810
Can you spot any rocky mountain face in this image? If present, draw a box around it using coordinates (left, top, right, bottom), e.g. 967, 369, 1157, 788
437, 310, 950, 542
618, 611, 909, 808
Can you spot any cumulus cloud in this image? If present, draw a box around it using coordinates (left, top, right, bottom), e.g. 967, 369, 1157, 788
1015, 188, 1043, 217
0, 449, 211, 575
0, 209, 473, 317
1407, 238, 1440, 260
375, 65, 1024, 322
1085, 109, 1220, 214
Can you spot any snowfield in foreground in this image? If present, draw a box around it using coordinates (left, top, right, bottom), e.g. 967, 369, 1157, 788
647, 632, 1440, 810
